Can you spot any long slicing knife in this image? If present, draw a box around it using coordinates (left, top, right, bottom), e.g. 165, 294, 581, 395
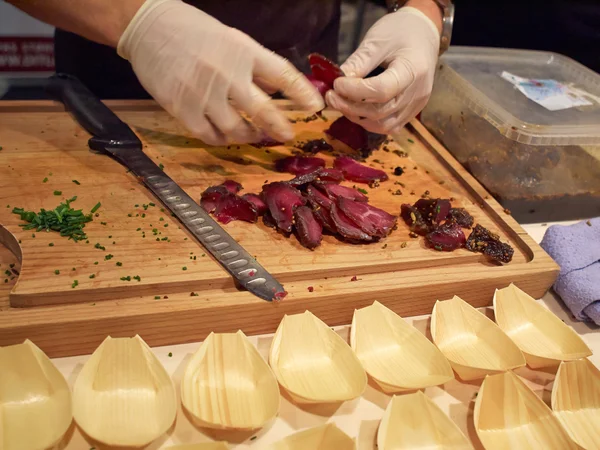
46, 73, 286, 301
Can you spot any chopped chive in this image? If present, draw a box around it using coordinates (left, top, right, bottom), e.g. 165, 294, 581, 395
71, 280, 79, 288
135, 204, 139, 207
90, 202, 101, 213
133, 275, 141, 282
158, 163, 164, 170
94, 243, 105, 251
104, 254, 114, 261
89, 274, 95, 279
100, 221, 107, 225
127, 213, 132, 217
357, 188, 368, 195
54, 270, 60, 275
42, 177, 48, 183
182, 266, 187, 271
48, 242, 54, 247
154, 295, 161, 300
164, 224, 168, 227
120, 276, 131, 281
149, 202, 155, 207
94, 261, 98, 265
408, 138, 415, 143
167, 352, 172, 357
141, 213, 146, 218
136, 228, 141, 231
72, 180, 80, 185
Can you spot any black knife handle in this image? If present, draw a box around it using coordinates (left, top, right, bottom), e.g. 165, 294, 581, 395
46, 73, 141, 152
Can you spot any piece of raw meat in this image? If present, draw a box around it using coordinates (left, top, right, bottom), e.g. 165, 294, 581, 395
294, 206, 323, 249
213, 194, 258, 224
275, 156, 326, 175
337, 197, 397, 238
326, 116, 387, 158
333, 156, 388, 184
315, 181, 368, 202
426, 222, 466, 251
241, 193, 267, 215
330, 203, 373, 242
262, 182, 306, 233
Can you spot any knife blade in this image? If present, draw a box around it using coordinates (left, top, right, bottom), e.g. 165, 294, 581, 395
46, 73, 286, 302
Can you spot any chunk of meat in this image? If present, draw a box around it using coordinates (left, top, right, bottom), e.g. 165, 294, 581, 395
326, 116, 387, 158
200, 185, 229, 213
318, 168, 344, 182
400, 198, 452, 235
338, 197, 397, 238
308, 53, 345, 91
466, 224, 514, 264
447, 207, 474, 228
315, 181, 368, 202
333, 156, 389, 184
330, 203, 373, 242
262, 182, 306, 233
426, 222, 466, 251
263, 211, 277, 229
275, 156, 326, 175
213, 194, 258, 224
294, 206, 323, 249
221, 180, 243, 194
305, 185, 336, 232
307, 75, 330, 98
298, 138, 334, 154
288, 168, 345, 188
241, 193, 267, 215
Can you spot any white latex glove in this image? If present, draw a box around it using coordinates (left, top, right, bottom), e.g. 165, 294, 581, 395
118, 0, 324, 145
326, 7, 440, 134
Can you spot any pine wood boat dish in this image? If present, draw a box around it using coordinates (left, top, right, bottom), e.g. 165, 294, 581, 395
0, 339, 72, 450
268, 423, 356, 450
72, 335, 177, 447
351, 301, 453, 392
181, 330, 280, 430
552, 358, 600, 449
166, 443, 229, 449
377, 391, 473, 450
431, 296, 526, 380
474, 371, 579, 450
269, 310, 367, 404
494, 283, 592, 368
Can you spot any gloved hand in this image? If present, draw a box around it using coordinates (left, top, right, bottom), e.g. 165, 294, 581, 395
326, 7, 440, 134
118, 0, 324, 145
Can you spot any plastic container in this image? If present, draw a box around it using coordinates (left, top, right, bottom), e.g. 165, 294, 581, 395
422, 47, 600, 223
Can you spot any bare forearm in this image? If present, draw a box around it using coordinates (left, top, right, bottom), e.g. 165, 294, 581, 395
6, 0, 144, 47
406, 0, 443, 33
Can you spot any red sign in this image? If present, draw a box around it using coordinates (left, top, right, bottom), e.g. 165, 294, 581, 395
0, 36, 54, 72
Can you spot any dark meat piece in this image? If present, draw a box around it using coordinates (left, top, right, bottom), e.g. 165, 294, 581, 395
298, 138, 334, 154
305, 185, 336, 232
400, 204, 430, 236
426, 222, 466, 251
338, 198, 397, 239
414, 198, 451, 224
294, 206, 323, 249
333, 156, 388, 184
308, 53, 345, 91
307, 75, 330, 98
262, 182, 306, 233
315, 181, 368, 202
263, 211, 277, 229
221, 180, 243, 194
330, 203, 373, 242
326, 116, 387, 159
200, 185, 229, 213
288, 168, 345, 188
241, 193, 267, 215
250, 136, 284, 148
275, 156, 326, 175
466, 224, 514, 264
447, 208, 474, 228
213, 194, 258, 224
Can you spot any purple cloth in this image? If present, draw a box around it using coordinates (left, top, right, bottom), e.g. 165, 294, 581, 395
540, 218, 600, 325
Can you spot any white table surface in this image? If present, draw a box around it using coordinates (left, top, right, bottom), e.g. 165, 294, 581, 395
51, 221, 599, 450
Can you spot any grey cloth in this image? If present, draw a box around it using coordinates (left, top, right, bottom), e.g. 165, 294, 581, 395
540, 218, 600, 325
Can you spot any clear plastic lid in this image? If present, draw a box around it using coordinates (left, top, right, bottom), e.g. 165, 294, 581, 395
438, 47, 600, 146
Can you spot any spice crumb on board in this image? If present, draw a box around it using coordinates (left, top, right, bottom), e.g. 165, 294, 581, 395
350, 276, 358, 282
168, 352, 172, 357
503, 208, 511, 215
586, 220, 592, 226
401, 242, 408, 248
307, 286, 314, 292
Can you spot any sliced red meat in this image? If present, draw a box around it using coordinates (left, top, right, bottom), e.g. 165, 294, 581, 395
466, 224, 514, 264
338, 197, 397, 238
400, 204, 430, 236
447, 207, 474, 228
288, 168, 345, 188
200, 185, 229, 213
221, 180, 243, 194
306, 184, 333, 209
333, 156, 388, 184
294, 206, 323, 250
326, 116, 387, 158
275, 156, 326, 175
315, 181, 368, 202
241, 193, 267, 215
263, 211, 277, 229
318, 168, 344, 182
308, 53, 345, 91
330, 203, 373, 242
414, 198, 451, 224
426, 222, 466, 251
213, 193, 258, 224
305, 185, 336, 232
262, 182, 306, 233
307, 75, 329, 98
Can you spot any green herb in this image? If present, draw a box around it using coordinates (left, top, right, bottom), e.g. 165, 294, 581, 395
159, 163, 164, 170
164, 224, 168, 227
89, 274, 95, 279
159, 217, 164, 221
143, 204, 149, 210
54, 270, 60, 275
250, 436, 257, 441
94, 243, 105, 251
94, 261, 98, 265
154, 295, 161, 300
161, 237, 168, 241
90, 202, 101, 214
141, 213, 146, 218
31, 233, 35, 238
135, 204, 139, 208
12, 196, 93, 242
133, 275, 141, 282
136, 228, 141, 231
72, 180, 80, 185
72, 267, 76, 271
100, 221, 107, 225
182, 266, 187, 271
127, 213, 132, 217
408, 138, 415, 143
71, 280, 79, 288
149, 202, 155, 207
112, 241, 116, 245
190, 292, 199, 297
116, 262, 122, 267
167, 352, 172, 357
357, 188, 368, 195
120, 276, 131, 281
42, 177, 48, 183
4, 270, 11, 277
48, 242, 54, 247
104, 254, 114, 261
201, 253, 205, 257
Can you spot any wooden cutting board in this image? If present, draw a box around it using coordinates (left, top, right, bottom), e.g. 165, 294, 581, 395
0, 100, 558, 357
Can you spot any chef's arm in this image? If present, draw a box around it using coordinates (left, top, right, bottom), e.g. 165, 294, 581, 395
6, 0, 144, 47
